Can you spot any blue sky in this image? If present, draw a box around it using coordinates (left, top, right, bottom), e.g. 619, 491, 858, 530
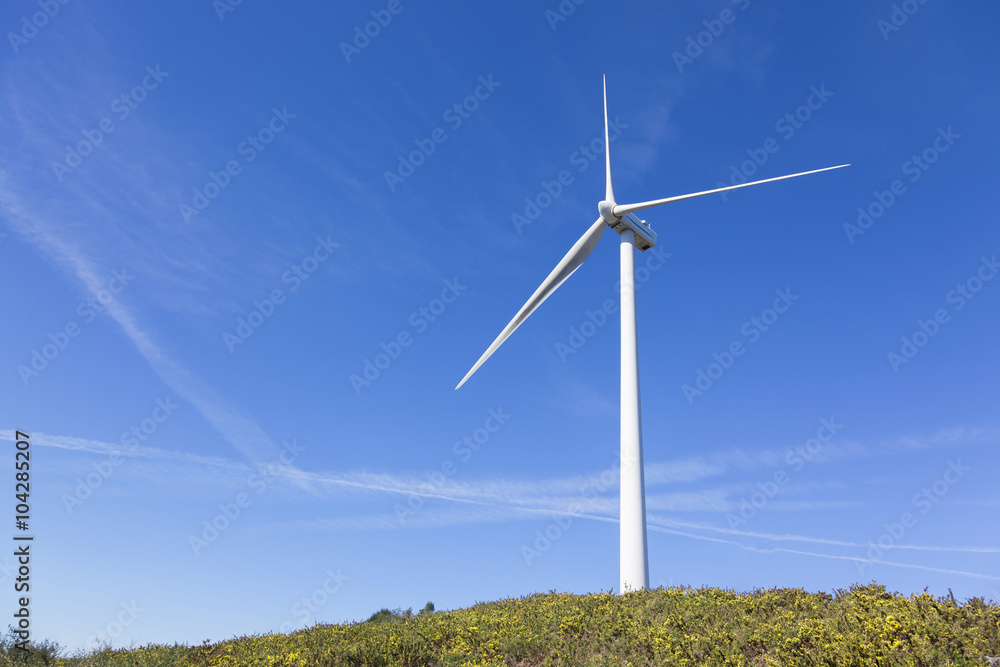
1, 0, 998, 652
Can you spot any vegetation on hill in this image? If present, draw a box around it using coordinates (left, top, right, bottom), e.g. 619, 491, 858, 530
5, 583, 999, 666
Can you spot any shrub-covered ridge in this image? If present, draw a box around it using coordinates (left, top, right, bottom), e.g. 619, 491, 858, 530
10, 583, 1000, 666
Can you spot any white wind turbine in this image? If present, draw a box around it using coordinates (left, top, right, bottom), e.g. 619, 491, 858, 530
456, 77, 848, 593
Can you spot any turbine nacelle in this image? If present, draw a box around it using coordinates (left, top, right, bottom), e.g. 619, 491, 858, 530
599, 199, 657, 251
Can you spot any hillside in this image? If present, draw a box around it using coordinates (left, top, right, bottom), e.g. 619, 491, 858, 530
13, 583, 1000, 666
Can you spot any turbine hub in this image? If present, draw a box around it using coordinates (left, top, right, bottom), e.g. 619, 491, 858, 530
598, 200, 618, 225
599, 201, 657, 251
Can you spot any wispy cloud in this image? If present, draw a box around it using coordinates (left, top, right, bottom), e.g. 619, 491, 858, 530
648, 514, 1000, 555
26, 420, 999, 510
0, 191, 286, 464
23, 423, 999, 585
0, 22, 306, 469
881, 426, 1000, 453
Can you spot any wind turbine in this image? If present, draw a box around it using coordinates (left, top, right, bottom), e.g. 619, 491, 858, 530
455, 77, 848, 593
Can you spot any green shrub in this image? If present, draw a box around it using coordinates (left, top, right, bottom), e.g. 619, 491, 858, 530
39, 584, 1000, 666
0, 627, 63, 666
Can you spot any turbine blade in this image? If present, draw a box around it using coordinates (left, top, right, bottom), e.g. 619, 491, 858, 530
613, 164, 850, 217
603, 75, 614, 202
455, 217, 607, 389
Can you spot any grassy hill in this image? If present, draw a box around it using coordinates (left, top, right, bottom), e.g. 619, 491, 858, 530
8, 583, 1000, 666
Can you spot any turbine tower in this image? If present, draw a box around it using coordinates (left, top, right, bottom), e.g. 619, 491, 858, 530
456, 77, 848, 593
